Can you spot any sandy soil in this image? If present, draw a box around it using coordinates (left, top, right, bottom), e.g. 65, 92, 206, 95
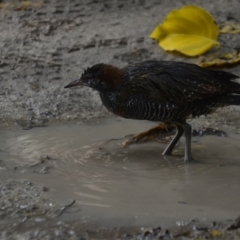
1, 0, 240, 239
0, 0, 240, 127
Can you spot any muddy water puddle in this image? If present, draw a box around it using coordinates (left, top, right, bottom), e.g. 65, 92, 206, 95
0, 117, 240, 228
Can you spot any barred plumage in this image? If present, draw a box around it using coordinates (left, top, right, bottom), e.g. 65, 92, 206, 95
65, 60, 240, 162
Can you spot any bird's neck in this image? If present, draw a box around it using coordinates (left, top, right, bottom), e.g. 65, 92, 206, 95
99, 91, 118, 114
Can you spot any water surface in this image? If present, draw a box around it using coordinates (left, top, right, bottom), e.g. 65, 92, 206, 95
0, 117, 240, 228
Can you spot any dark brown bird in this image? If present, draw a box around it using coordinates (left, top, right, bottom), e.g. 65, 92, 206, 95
65, 61, 240, 162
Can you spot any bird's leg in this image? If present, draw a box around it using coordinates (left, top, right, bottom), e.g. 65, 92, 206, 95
162, 125, 184, 156
181, 122, 193, 162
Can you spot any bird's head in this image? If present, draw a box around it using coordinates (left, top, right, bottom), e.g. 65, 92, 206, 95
64, 63, 124, 92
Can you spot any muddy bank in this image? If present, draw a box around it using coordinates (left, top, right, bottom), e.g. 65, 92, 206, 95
1, 217, 240, 240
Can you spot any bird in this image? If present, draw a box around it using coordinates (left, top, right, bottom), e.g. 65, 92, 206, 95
64, 60, 240, 162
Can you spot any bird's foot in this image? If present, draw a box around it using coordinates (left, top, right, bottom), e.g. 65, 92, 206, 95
163, 149, 194, 162
162, 149, 173, 156
184, 155, 195, 163
123, 123, 175, 147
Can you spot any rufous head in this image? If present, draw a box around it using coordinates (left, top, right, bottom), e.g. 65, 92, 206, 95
64, 63, 124, 92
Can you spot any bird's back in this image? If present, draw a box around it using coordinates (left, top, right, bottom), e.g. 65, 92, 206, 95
122, 61, 239, 104
102, 61, 240, 122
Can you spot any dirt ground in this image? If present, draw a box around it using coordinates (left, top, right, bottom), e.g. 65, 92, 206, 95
0, 0, 240, 127
1, 0, 240, 239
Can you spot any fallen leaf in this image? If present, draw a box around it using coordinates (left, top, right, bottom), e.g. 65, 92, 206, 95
209, 229, 223, 237
0, 3, 9, 8
150, 5, 220, 56
220, 22, 240, 34
15, 1, 43, 10
0, 1, 43, 11
198, 51, 240, 67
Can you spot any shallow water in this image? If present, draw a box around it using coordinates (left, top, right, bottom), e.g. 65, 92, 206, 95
0, 117, 240, 228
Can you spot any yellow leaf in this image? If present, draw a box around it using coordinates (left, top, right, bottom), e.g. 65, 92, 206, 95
220, 22, 240, 34
150, 5, 219, 56
15, 1, 43, 10
0, 1, 43, 11
198, 51, 240, 67
209, 229, 223, 237
160, 34, 220, 57
20, 1, 33, 8
0, 3, 10, 8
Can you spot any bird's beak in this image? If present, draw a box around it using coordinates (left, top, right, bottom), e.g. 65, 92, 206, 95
64, 79, 84, 88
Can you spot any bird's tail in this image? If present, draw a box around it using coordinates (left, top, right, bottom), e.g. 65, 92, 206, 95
215, 95, 240, 105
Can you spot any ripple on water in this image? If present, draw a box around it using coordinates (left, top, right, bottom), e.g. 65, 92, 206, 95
0, 117, 240, 227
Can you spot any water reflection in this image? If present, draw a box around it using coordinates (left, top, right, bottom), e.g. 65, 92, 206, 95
0, 117, 240, 227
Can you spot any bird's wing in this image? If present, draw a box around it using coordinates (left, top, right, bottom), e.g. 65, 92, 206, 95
121, 61, 239, 105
